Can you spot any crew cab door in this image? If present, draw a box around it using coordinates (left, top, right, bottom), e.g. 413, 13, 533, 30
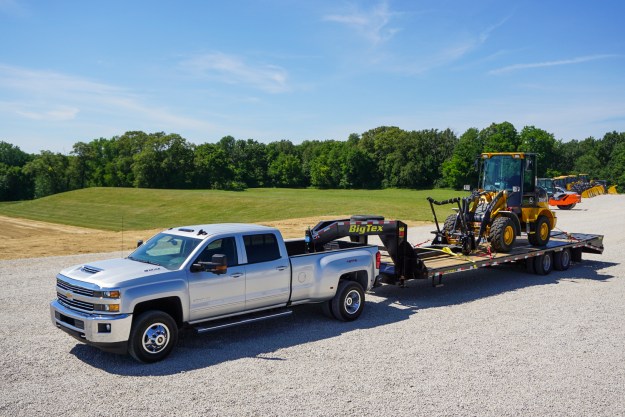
187, 236, 245, 320
242, 233, 291, 310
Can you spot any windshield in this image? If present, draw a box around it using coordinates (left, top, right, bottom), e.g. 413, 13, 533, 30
481, 156, 522, 192
537, 178, 554, 192
128, 233, 201, 270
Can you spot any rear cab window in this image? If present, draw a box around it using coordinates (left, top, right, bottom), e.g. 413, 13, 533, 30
243, 233, 281, 264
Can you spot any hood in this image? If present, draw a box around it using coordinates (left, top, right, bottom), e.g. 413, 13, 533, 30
59, 258, 171, 288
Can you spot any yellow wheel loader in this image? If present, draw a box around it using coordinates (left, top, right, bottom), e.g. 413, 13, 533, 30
429, 152, 556, 254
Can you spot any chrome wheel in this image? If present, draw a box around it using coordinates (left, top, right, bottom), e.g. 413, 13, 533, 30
344, 289, 361, 315
542, 253, 552, 271
142, 322, 170, 354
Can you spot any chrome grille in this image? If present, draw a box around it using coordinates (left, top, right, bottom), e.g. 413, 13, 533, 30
56, 279, 95, 297
57, 292, 95, 312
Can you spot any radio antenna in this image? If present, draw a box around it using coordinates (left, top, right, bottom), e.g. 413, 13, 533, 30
121, 213, 124, 257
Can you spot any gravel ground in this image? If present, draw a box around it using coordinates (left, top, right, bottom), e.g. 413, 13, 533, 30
1, 195, 624, 416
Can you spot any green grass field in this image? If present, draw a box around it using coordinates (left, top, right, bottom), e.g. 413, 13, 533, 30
0, 187, 462, 231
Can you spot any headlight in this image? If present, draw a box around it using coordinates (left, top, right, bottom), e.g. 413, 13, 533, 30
94, 304, 120, 312
94, 290, 121, 299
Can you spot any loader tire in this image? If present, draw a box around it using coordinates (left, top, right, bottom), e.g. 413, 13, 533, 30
490, 216, 515, 253
442, 214, 460, 241
528, 215, 551, 246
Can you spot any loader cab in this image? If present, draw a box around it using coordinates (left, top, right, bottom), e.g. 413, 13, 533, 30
537, 178, 555, 196
553, 176, 567, 189
479, 152, 537, 209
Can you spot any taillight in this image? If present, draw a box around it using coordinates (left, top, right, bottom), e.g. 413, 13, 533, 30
375, 251, 381, 269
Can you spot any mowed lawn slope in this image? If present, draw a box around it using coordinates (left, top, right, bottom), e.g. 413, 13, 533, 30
0, 187, 460, 231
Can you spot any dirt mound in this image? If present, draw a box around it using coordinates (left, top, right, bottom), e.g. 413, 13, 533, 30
0, 215, 428, 260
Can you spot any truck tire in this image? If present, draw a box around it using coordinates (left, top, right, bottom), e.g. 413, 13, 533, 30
490, 216, 515, 252
528, 215, 551, 246
128, 310, 178, 363
320, 300, 335, 319
533, 252, 553, 275
331, 281, 365, 322
554, 248, 571, 271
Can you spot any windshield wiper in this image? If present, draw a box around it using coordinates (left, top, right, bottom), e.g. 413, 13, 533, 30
128, 256, 161, 266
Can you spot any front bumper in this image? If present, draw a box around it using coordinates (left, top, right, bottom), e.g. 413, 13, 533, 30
50, 300, 133, 354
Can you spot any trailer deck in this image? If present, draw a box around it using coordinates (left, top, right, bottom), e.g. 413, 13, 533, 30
306, 215, 604, 286
380, 231, 604, 280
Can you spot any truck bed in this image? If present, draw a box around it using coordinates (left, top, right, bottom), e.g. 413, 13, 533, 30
380, 231, 604, 279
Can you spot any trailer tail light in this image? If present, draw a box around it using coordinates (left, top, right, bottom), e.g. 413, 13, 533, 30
376, 251, 381, 269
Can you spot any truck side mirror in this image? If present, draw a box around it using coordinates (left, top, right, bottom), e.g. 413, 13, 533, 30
192, 254, 228, 274
136, 240, 143, 248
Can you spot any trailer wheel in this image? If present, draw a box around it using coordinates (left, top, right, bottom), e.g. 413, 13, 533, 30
331, 281, 365, 322
533, 252, 553, 275
490, 216, 516, 252
128, 310, 178, 363
528, 215, 551, 246
572, 248, 583, 262
554, 249, 571, 271
525, 257, 535, 274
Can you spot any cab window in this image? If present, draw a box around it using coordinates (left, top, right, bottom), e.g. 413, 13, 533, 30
195, 237, 238, 267
243, 233, 281, 264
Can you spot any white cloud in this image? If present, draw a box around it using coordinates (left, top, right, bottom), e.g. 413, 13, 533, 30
15, 105, 79, 121
0, 63, 216, 132
180, 52, 290, 93
323, 1, 400, 46
490, 54, 620, 75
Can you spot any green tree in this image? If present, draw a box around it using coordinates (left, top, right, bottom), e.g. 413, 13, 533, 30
268, 153, 304, 187
133, 133, 194, 189
23, 151, 70, 198
442, 127, 483, 189
231, 139, 268, 187
309, 141, 345, 188
519, 126, 557, 177
607, 142, 625, 190
480, 122, 520, 152
193, 143, 236, 189
0, 141, 34, 200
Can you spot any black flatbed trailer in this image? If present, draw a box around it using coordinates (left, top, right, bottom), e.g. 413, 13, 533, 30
307, 216, 604, 287
379, 231, 604, 285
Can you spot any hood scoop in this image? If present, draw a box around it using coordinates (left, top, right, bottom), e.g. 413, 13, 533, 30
81, 265, 103, 274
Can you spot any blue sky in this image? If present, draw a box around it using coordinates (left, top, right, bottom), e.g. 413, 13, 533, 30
1, 0, 624, 154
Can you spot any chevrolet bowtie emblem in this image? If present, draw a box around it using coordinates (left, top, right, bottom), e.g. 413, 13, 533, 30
66, 292, 73, 299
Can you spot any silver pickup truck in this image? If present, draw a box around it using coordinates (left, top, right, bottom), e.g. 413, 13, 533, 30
50, 223, 380, 363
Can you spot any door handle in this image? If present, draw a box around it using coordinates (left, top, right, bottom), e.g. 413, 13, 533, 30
230, 273, 244, 278
276, 266, 288, 271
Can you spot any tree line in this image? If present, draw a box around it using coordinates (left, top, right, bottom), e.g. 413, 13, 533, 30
1, 122, 624, 201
